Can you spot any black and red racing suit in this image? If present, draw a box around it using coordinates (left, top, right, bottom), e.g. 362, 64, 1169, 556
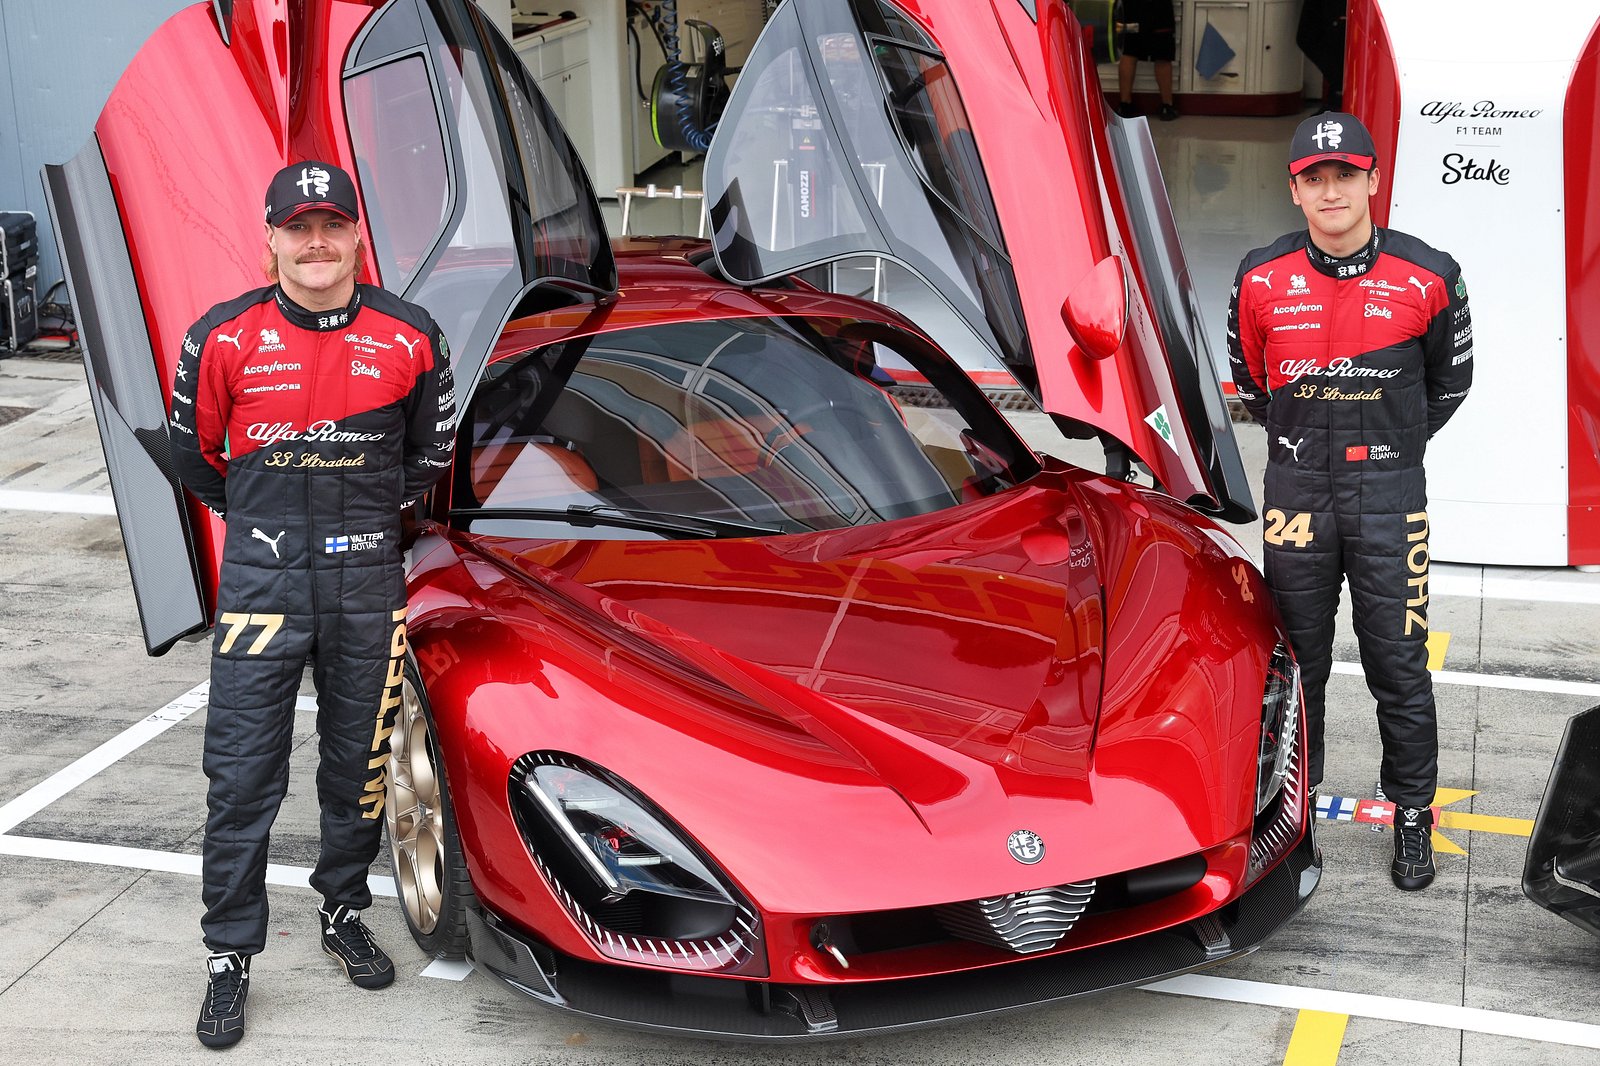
170, 283, 454, 955
1228, 227, 1472, 809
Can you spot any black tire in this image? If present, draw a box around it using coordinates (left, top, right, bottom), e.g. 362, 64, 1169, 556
385, 656, 476, 958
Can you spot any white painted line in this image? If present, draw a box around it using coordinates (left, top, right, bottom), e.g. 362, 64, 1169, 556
420, 958, 476, 981
0, 680, 320, 833
0, 489, 116, 515
0, 834, 398, 898
0, 681, 212, 834
1433, 565, 1600, 605
1147, 973, 1600, 1051
1332, 661, 1600, 699
4, 835, 1598, 1051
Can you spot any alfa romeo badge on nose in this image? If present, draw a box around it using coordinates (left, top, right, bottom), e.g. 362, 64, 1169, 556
1007, 829, 1045, 864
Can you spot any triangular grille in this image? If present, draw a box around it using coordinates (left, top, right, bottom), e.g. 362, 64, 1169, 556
934, 880, 1097, 954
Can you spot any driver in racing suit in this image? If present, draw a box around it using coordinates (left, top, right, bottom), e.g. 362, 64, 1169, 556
170, 161, 454, 1048
1228, 114, 1472, 892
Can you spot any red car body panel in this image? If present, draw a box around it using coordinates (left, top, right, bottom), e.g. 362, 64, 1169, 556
1564, 22, 1600, 562
1343, 0, 1403, 231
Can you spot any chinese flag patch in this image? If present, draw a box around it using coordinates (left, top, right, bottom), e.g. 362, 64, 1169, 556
1346, 445, 1369, 461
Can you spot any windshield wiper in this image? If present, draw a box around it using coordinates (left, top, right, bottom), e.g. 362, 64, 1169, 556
449, 504, 784, 539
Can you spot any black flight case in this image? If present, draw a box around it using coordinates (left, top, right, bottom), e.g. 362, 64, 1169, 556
0, 211, 39, 351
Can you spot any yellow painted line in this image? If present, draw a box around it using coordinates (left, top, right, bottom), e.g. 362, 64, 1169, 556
1429, 786, 1476, 852
1438, 810, 1535, 838
1284, 1009, 1349, 1065
1426, 630, 1451, 671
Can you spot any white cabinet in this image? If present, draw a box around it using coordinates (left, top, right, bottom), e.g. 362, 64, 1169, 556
1185, 0, 1302, 97
1187, 1, 1249, 93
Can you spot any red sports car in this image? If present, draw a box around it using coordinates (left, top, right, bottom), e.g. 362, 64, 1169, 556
47, 0, 1316, 1038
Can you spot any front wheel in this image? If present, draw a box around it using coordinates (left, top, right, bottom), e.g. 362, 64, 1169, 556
385, 658, 476, 957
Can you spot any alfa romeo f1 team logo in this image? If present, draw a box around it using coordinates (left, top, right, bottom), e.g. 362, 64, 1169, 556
1007, 829, 1045, 864
1313, 120, 1343, 149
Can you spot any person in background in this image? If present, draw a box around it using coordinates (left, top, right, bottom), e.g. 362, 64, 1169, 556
1297, 0, 1348, 111
1115, 0, 1178, 120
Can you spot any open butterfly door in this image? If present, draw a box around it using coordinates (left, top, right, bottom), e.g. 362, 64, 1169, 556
703, 0, 1253, 522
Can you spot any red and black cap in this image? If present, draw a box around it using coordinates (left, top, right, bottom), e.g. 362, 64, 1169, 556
264, 161, 359, 227
1288, 113, 1377, 175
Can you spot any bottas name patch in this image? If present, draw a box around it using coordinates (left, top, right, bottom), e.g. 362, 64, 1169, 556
324, 532, 385, 553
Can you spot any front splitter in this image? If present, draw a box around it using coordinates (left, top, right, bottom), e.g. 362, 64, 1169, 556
463, 830, 1322, 1041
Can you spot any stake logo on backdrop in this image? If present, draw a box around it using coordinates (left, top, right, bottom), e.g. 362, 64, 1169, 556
1418, 99, 1545, 186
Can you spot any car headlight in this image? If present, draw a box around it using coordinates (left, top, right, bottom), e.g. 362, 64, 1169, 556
522, 759, 734, 906
1255, 643, 1300, 815
509, 752, 765, 975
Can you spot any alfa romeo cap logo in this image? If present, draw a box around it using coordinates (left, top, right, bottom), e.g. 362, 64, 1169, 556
1313, 121, 1344, 149
296, 166, 332, 197
1007, 829, 1045, 864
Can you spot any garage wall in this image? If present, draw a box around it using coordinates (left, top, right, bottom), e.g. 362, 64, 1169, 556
0, 0, 189, 297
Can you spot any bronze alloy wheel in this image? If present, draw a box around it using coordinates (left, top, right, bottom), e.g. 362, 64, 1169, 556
384, 659, 476, 957
388, 675, 445, 935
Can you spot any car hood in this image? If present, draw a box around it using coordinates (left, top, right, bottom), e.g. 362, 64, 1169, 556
438, 473, 1262, 911
478, 482, 1107, 787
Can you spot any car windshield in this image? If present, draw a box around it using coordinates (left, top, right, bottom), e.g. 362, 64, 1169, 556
452, 316, 1039, 538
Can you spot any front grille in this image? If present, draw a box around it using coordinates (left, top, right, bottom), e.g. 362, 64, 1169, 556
934, 880, 1097, 954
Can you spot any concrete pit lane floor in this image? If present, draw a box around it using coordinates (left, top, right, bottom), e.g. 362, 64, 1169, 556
3, 350, 1600, 1065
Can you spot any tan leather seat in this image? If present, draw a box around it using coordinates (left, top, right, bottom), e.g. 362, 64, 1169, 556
662, 415, 783, 481
472, 441, 598, 506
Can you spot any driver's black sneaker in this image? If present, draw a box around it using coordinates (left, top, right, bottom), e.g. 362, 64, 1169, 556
1391, 805, 1436, 890
196, 951, 249, 1049
318, 904, 395, 989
